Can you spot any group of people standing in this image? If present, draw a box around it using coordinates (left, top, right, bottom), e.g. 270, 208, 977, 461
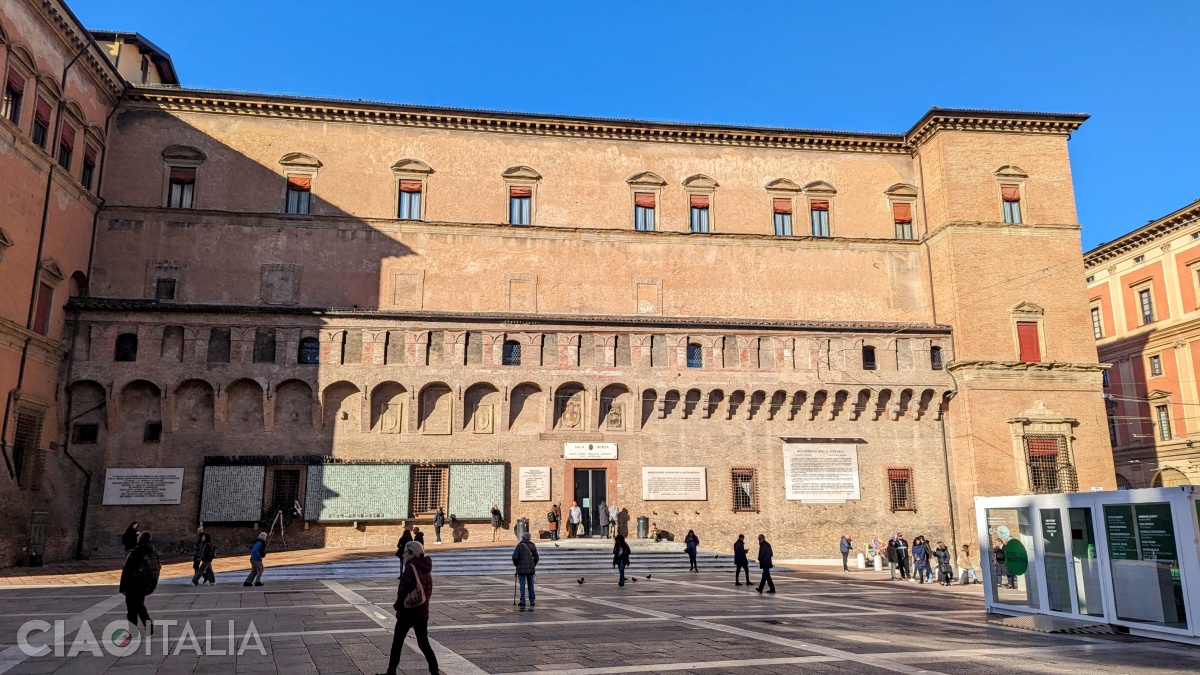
547, 500, 618, 539
881, 533, 966, 586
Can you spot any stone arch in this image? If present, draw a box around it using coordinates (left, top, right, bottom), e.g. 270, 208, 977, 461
764, 177, 802, 192
509, 382, 545, 434
162, 145, 207, 162
119, 380, 161, 430
7, 44, 36, 77
994, 165, 1028, 180
853, 389, 873, 421
897, 388, 914, 419
706, 389, 725, 419
323, 381, 362, 434
370, 381, 407, 433
831, 389, 850, 419
727, 390, 746, 419
1115, 473, 1134, 490
279, 152, 322, 169
35, 76, 61, 102
626, 171, 667, 187
747, 390, 767, 420
789, 390, 807, 420
391, 158, 433, 174
768, 390, 788, 420
418, 382, 453, 433
599, 384, 632, 431
916, 388, 936, 420
274, 379, 313, 431
683, 388, 703, 419
502, 165, 541, 180
663, 389, 681, 418
884, 183, 919, 198
223, 379, 262, 432
173, 379, 215, 431
681, 174, 718, 189
68, 271, 88, 298
554, 382, 587, 431
803, 180, 837, 195
463, 382, 501, 433
1151, 467, 1191, 488
875, 389, 894, 421
810, 390, 829, 420
640, 388, 658, 427
67, 380, 107, 440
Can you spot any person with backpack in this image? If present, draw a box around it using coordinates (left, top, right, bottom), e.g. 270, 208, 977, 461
121, 522, 139, 552
612, 534, 631, 586
512, 531, 539, 607
413, 527, 425, 545
733, 534, 752, 586
433, 507, 445, 545
684, 530, 700, 572
192, 533, 216, 585
120, 531, 159, 634
243, 532, 267, 587
934, 541, 954, 586
547, 504, 560, 540
379, 541, 438, 675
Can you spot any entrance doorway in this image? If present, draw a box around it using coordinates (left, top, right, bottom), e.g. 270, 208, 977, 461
573, 468, 607, 537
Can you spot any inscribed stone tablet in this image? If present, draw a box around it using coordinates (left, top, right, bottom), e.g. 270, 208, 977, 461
519, 467, 551, 501
642, 467, 707, 500
199, 466, 265, 522
783, 443, 860, 502
103, 468, 184, 505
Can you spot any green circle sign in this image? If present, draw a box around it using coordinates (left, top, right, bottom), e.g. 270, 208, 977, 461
1004, 538, 1029, 576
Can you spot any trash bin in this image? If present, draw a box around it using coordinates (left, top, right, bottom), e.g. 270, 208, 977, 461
515, 517, 529, 539
637, 516, 649, 539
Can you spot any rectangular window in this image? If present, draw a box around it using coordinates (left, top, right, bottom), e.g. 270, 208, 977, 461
893, 202, 914, 240
1086, 275, 1094, 283
689, 194, 709, 233
31, 97, 50, 148
271, 469, 301, 508
154, 278, 176, 300
167, 167, 196, 208
731, 468, 758, 512
253, 328, 277, 364
773, 199, 793, 236
71, 422, 99, 445
398, 180, 423, 220
32, 283, 53, 335
1138, 288, 1154, 324
1149, 355, 1163, 377
1001, 184, 1022, 224
143, 421, 163, 443
207, 327, 231, 364
502, 340, 522, 366
2, 70, 24, 125
686, 342, 703, 368
634, 192, 655, 231
509, 186, 531, 225
1157, 405, 1172, 441
810, 200, 830, 237
930, 345, 944, 370
888, 467, 913, 511
1024, 435, 1070, 493
862, 345, 877, 370
81, 146, 96, 190
1133, 255, 1145, 263
12, 410, 44, 489
285, 175, 311, 214
1102, 369, 1110, 388
56, 124, 74, 169
411, 466, 448, 515
1016, 321, 1040, 362
1091, 306, 1103, 339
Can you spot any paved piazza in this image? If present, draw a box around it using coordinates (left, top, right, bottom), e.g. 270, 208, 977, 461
0, 557, 1197, 674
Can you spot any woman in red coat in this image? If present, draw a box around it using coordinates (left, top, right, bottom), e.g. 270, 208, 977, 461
379, 541, 438, 675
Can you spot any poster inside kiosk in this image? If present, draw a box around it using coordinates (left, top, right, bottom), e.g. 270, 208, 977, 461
782, 442, 861, 502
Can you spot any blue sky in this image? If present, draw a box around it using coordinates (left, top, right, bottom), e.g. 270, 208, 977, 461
71, 0, 1199, 250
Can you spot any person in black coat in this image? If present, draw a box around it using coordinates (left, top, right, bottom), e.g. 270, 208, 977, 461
886, 537, 899, 580
413, 527, 425, 545
684, 530, 700, 572
121, 522, 139, 552
433, 508, 445, 545
894, 533, 911, 580
733, 534, 752, 586
191, 533, 216, 585
755, 534, 775, 594
120, 532, 158, 634
612, 534, 631, 586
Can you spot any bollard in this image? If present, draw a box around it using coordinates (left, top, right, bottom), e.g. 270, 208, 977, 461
873, 554, 883, 572
856, 552, 866, 569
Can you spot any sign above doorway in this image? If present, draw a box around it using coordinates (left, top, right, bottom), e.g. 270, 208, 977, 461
564, 443, 618, 460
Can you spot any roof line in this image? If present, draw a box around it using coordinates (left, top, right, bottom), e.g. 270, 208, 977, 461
1083, 199, 1200, 266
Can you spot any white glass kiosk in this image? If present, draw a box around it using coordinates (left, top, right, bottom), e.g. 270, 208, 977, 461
976, 486, 1200, 644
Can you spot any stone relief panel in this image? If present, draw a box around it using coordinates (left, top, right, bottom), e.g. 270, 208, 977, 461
599, 383, 631, 431
464, 383, 500, 434
555, 383, 587, 431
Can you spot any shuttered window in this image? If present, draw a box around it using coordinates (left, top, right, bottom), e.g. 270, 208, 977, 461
1016, 322, 1040, 362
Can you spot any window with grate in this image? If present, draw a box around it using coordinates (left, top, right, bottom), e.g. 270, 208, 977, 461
72, 423, 99, 444
155, 278, 176, 300
298, 337, 320, 364
114, 333, 138, 362
271, 469, 301, 509
143, 421, 162, 443
1024, 435, 1076, 493
888, 467, 914, 511
686, 342, 703, 368
502, 340, 522, 366
862, 345, 877, 370
13, 410, 44, 489
411, 466, 448, 516
731, 468, 758, 512
253, 329, 276, 364
930, 346, 943, 370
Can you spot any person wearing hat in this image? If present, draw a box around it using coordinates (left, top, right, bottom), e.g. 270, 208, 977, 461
511, 531, 539, 607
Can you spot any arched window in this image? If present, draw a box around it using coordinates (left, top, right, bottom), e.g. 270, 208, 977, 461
862, 345, 877, 371
502, 340, 522, 366
114, 333, 138, 362
297, 337, 319, 364
930, 346, 944, 370
686, 342, 703, 368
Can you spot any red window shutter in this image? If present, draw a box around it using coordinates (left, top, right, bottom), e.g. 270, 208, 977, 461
35, 98, 51, 125
84, 145, 97, 164
6, 70, 24, 95
60, 124, 75, 150
169, 166, 195, 183
1001, 185, 1021, 202
887, 467, 910, 481
1017, 321, 1041, 362
810, 200, 829, 211
1025, 437, 1058, 458
33, 283, 53, 335
892, 202, 913, 223
689, 194, 709, 209
634, 192, 656, 208
398, 179, 423, 193
772, 198, 792, 214
287, 175, 312, 191
509, 186, 532, 198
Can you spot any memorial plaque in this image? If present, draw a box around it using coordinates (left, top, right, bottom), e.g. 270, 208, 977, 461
199, 466, 265, 522
305, 464, 410, 521
449, 464, 506, 519
519, 466, 551, 501
103, 468, 185, 505
642, 467, 707, 501
783, 442, 860, 502
563, 442, 618, 459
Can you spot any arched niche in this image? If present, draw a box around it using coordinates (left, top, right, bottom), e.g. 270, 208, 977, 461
226, 379, 264, 433
554, 382, 587, 431
463, 382, 501, 433
174, 379, 215, 432
509, 383, 545, 434
371, 382, 407, 433
274, 380, 313, 430
323, 381, 362, 434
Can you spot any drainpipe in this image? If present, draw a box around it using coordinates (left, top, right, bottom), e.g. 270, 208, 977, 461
938, 388, 960, 557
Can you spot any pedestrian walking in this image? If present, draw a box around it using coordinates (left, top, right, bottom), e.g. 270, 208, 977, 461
547, 504, 560, 540
243, 532, 267, 587
512, 531, 539, 607
755, 534, 775, 594
958, 544, 980, 584
911, 536, 931, 584
413, 527, 425, 545
612, 534, 631, 586
120, 531, 160, 635
433, 507, 445, 544
886, 536, 899, 580
607, 502, 618, 538
598, 500, 610, 538
934, 541, 954, 586
993, 538, 1015, 588
839, 534, 853, 572
733, 534, 752, 586
379, 541, 438, 675
490, 504, 504, 542
121, 522, 139, 552
568, 501, 582, 538
397, 528, 413, 553
191, 533, 216, 585
190, 526, 205, 581
684, 530, 700, 571
894, 533, 911, 580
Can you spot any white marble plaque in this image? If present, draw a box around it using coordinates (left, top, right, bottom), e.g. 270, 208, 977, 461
519, 466, 551, 501
783, 442, 860, 502
642, 467, 707, 501
563, 442, 618, 459
103, 468, 185, 505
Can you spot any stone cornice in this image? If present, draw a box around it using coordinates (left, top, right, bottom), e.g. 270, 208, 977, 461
1083, 200, 1200, 268
0, 316, 67, 365
31, 0, 125, 100
924, 220, 1081, 245
905, 107, 1088, 147
1095, 314, 1200, 357
948, 360, 1107, 373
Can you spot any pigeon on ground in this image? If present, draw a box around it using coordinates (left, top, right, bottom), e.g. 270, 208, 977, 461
554, 543, 560, 547
577, 578, 585, 585
631, 578, 637, 583
646, 574, 652, 579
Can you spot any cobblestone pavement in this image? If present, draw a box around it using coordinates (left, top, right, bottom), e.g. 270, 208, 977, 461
0, 564, 1197, 674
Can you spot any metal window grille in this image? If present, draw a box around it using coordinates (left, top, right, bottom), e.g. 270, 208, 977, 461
930, 346, 944, 370
114, 333, 138, 362
862, 346, 877, 370
690, 206, 709, 233
888, 467, 914, 511
72, 423, 99, 444
1156, 405, 1171, 442
1091, 307, 1103, 339
1024, 435, 1076, 493
13, 410, 44, 489
155, 278, 176, 300
686, 343, 703, 368
271, 469, 301, 508
298, 337, 320, 364
774, 212, 792, 237
411, 466, 448, 515
731, 468, 758, 512
1139, 289, 1154, 324
502, 340, 522, 366
143, 421, 162, 443
1149, 355, 1162, 377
